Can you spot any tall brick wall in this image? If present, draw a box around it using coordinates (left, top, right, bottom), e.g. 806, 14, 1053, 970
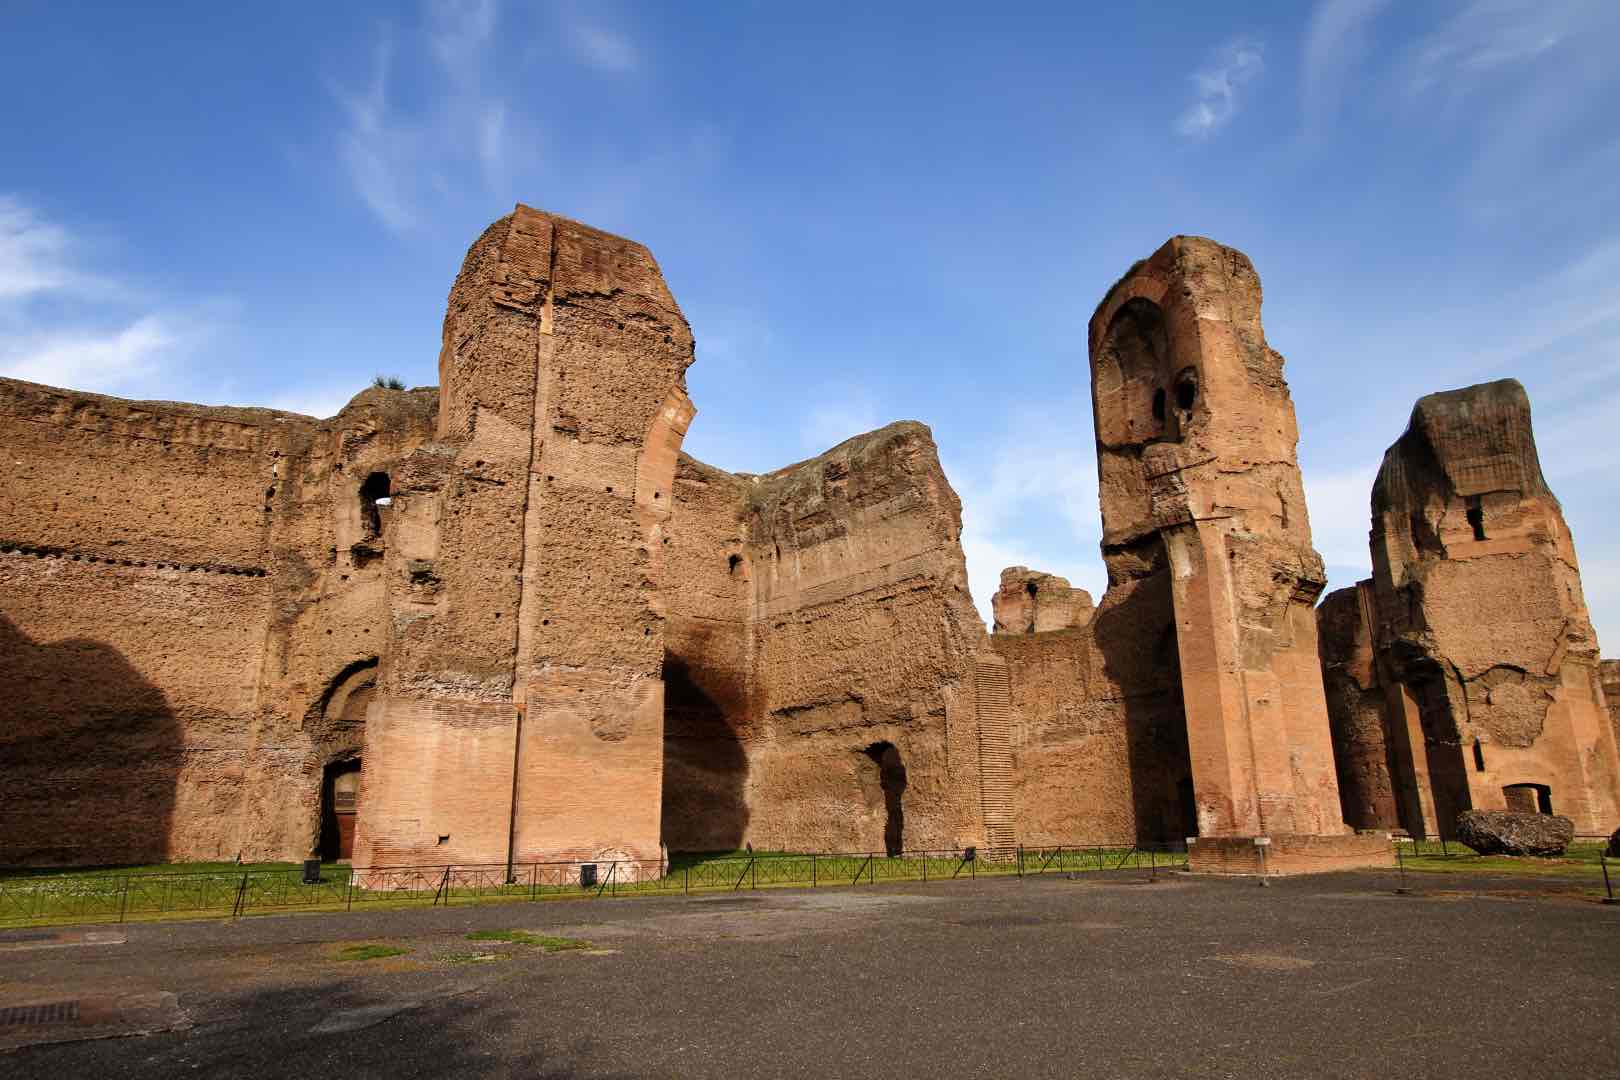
356, 205, 697, 870
0, 377, 437, 866
658, 423, 992, 855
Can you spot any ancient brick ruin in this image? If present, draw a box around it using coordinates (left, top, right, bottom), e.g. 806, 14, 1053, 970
1317, 380, 1620, 838
0, 206, 1612, 872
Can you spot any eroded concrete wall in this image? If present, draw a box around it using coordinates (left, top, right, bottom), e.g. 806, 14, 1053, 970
1087, 237, 1381, 873
661, 423, 996, 855
0, 378, 437, 865
1319, 380, 1620, 838
355, 205, 695, 869
991, 567, 1093, 635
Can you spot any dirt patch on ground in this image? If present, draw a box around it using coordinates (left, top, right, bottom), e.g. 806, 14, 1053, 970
1207, 953, 1316, 972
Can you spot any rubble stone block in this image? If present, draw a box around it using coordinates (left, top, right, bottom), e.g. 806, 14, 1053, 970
1456, 809, 1574, 857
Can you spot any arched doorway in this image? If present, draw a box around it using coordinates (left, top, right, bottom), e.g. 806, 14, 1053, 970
320, 759, 362, 861
864, 742, 907, 856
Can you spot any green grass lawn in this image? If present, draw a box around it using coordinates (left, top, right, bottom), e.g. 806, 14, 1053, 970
1398, 840, 1618, 884
5, 839, 1608, 934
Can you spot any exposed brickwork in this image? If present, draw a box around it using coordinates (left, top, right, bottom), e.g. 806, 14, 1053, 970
1318, 381, 1620, 838
16, 208, 1607, 878
0, 379, 437, 865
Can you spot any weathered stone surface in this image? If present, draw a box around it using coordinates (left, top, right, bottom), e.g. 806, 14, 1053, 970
1602, 660, 1620, 762
1316, 584, 1401, 830
991, 567, 1093, 635
1319, 380, 1620, 840
1089, 236, 1359, 862
1456, 809, 1574, 856
1, 211, 1456, 877
0, 380, 437, 865
662, 422, 997, 855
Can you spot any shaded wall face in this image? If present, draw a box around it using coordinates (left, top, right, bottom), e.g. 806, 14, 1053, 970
991, 567, 1193, 847
0, 381, 286, 865
658, 424, 992, 856
661, 456, 753, 852
1315, 585, 1401, 830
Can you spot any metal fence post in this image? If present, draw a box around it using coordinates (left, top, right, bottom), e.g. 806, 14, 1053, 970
812, 853, 817, 889
1395, 842, 1410, 895
1602, 853, 1617, 905
118, 876, 130, 923
346, 873, 354, 911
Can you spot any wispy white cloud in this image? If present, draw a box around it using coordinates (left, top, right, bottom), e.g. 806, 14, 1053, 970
426, 0, 498, 71
565, 20, 638, 73
1177, 37, 1265, 139
1405, 0, 1578, 96
800, 390, 882, 453
1300, 0, 1391, 134
0, 197, 217, 399
335, 36, 419, 233
0, 196, 77, 300
332, 1, 520, 233
0, 316, 184, 395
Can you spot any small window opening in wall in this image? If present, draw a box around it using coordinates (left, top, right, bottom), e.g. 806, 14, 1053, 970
359, 472, 391, 538
1152, 388, 1166, 421
1466, 496, 1486, 541
1473, 738, 1486, 772
728, 554, 742, 575
1175, 376, 1197, 411
437, 834, 450, 845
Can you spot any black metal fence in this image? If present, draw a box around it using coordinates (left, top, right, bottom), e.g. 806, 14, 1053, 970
0, 842, 1187, 928
9, 834, 1612, 929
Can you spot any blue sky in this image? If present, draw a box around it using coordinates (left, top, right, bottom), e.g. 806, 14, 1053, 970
4, 1, 1619, 642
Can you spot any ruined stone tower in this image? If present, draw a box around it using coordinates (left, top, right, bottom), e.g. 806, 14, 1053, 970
1318, 380, 1620, 838
1088, 237, 1388, 873
353, 206, 695, 870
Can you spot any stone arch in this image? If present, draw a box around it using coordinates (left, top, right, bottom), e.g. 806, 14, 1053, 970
1095, 297, 1177, 449
302, 657, 379, 855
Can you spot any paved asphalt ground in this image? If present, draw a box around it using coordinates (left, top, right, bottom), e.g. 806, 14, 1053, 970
0, 867, 1616, 1078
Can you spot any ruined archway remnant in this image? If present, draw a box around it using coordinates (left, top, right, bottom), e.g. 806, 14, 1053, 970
1089, 237, 1390, 874
991, 567, 1093, 635
1317, 380, 1620, 838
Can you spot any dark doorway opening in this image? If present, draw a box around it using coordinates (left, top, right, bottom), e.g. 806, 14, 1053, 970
864, 742, 907, 856
1503, 782, 1552, 815
319, 758, 362, 861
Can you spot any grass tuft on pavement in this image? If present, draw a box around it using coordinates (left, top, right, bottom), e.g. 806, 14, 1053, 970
337, 943, 410, 961
466, 929, 591, 950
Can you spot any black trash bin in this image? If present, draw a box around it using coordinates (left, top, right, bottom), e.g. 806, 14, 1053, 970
579, 863, 598, 889
302, 859, 322, 885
